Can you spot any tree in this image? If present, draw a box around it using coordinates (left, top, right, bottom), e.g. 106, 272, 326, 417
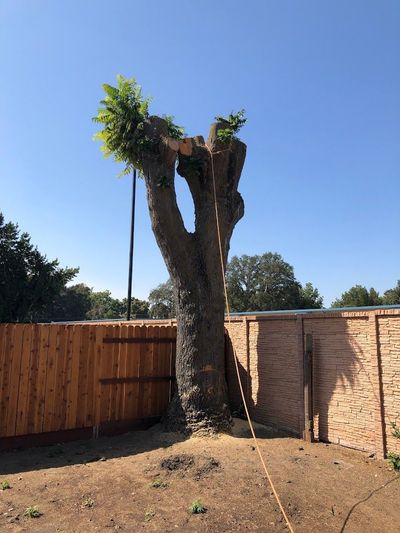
331, 285, 382, 308
299, 282, 324, 309
148, 279, 176, 318
120, 297, 150, 319
226, 253, 323, 312
38, 283, 92, 321
382, 281, 400, 305
86, 290, 124, 320
94, 76, 247, 433
0, 212, 77, 322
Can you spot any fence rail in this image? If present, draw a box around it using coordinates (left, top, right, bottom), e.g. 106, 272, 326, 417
0, 323, 176, 446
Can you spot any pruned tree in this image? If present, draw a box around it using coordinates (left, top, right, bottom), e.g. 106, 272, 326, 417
94, 76, 247, 433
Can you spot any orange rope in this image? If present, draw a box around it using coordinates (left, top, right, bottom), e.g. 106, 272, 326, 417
207, 144, 296, 533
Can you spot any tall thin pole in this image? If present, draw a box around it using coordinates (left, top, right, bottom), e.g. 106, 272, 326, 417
127, 168, 137, 321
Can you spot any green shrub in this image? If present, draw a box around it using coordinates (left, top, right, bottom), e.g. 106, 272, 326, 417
24, 506, 42, 518
189, 499, 207, 514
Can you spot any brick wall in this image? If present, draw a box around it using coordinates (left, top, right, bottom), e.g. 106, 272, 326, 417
225, 308, 400, 458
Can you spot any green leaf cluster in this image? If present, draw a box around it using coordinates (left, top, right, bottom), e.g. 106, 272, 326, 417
93, 75, 152, 175
163, 115, 185, 140
93, 76, 184, 175
189, 499, 207, 514
215, 109, 246, 143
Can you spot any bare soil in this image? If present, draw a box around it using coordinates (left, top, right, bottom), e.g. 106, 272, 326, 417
0, 419, 399, 532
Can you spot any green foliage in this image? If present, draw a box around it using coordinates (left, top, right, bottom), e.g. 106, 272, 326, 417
1, 480, 11, 490
189, 499, 207, 514
149, 279, 176, 319
387, 452, 400, 471
387, 422, 400, 470
177, 155, 203, 179
299, 282, 324, 309
93, 76, 185, 176
93, 75, 152, 175
0, 212, 78, 323
82, 496, 95, 508
382, 280, 400, 305
391, 421, 400, 440
226, 253, 323, 312
144, 509, 155, 522
150, 478, 167, 488
24, 506, 42, 518
164, 115, 185, 140
331, 285, 382, 308
215, 109, 246, 142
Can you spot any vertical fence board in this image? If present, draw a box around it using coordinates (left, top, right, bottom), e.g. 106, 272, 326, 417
100, 325, 114, 423
0, 325, 13, 436
6, 325, 24, 436
15, 325, 33, 435
76, 326, 90, 428
85, 325, 96, 427
43, 325, 60, 433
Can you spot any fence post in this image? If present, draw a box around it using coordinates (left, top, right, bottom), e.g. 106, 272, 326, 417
303, 333, 314, 442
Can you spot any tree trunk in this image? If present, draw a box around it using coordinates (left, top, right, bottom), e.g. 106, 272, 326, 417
141, 117, 246, 434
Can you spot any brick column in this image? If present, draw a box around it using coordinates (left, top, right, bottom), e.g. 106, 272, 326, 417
368, 312, 386, 459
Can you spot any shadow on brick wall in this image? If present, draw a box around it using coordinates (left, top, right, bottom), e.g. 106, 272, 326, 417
225, 318, 383, 451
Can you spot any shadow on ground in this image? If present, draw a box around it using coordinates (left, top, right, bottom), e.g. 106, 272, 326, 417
0, 424, 187, 476
0, 417, 292, 477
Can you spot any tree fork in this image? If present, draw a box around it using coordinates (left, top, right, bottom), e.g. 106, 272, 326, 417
141, 116, 246, 433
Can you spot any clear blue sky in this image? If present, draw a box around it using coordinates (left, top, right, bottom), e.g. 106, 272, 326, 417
1, 0, 399, 306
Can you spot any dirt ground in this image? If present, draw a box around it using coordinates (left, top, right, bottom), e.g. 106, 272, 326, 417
0, 419, 399, 532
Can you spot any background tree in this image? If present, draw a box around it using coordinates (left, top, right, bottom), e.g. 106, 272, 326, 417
148, 279, 175, 318
94, 76, 247, 433
38, 283, 92, 321
299, 282, 323, 309
331, 285, 382, 308
0, 212, 77, 322
226, 253, 323, 312
382, 280, 400, 305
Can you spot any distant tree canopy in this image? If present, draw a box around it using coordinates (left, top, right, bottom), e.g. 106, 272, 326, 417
382, 280, 400, 305
148, 279, 175, 318
226, 253, 323, 312
149, 253, 323, 316
38, 286, 149, 322
332, 281, 400, 308
0, 212, 77, 322
0, 212, 149, 323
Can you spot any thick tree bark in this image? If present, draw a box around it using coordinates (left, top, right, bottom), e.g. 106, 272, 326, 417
141, 116, 246, 434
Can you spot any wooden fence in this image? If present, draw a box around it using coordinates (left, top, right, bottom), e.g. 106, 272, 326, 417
0, 323, 176, 447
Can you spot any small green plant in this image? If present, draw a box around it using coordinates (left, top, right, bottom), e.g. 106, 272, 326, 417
387, 451, 400, 471
387, 422, 400, 471
391, 421, 400, 440
150, 478, 167, 488
24, 506, 42, 518
189, 499, 207, 514
215, 109, 246, 143
82, 496, 95, 508
144, 508, 155, 522
164, 115, 185, 140
1, 480, 11, 490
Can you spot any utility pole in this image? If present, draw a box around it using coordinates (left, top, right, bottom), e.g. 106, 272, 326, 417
126, 168, 137, 320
